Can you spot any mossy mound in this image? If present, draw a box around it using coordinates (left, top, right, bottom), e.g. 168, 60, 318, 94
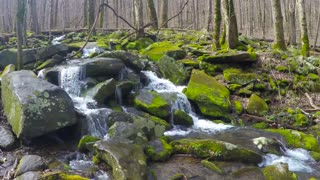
145, 137, 173, 162
157, 55, 188, 85
41, 172, 89, 180
266, 129, 320, 152
87, 78, 116, 105
171, 138, 262, 164
142, 41, 186, 61
200, 160, 223, 174
126, 38, 154, 51
223, 68, 258, 85
199, 52, 257, 64
134, 90, 170, 119
233, 101, 243, 115
246, 94, 269, 116
173, 109, 194, 126
184, 70, 231, 119
77, 135, 101, 152
262, 163, 297, 180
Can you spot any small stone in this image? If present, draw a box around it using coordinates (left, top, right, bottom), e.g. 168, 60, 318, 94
14, 171, 40, 180
15, 155, 44, 177
0, 126, 15, 150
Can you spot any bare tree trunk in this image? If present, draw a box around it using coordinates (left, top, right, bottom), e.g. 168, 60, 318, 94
16, 0, 26, 70
271, 0, 286, 50
88, 0, 95, 33
222, 0, 239, 49
83, 0, 88, 27
207, 0, 213, 32
298, 0, 309, 56
262, 0, 266, 40
29, 0, 39, 34
314, 13, 320, 49
288, 0, 296, 45
213, 0, 221, 50
147, 0, 158, 29
134, 0, 144, 38
98, 0, 105, 28
160, 0, 168, 28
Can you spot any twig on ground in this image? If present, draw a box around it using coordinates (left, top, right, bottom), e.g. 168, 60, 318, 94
304, 92, 320, 110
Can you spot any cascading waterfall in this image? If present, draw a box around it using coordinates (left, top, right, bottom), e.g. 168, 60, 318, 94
58, 65, 111, 138
141, 70, 317, 173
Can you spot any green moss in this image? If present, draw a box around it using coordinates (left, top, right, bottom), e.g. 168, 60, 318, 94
266, 129, 320, 152
173, 109, 193, 126
301, 35, 310, 57
248, 52, 257, 61
42, 172, 89, 180
293, 113, 309, 127
145, 138, 173, 162
177, 59, 199, 68
170, 138, 262, 164
263, 163, 297, 180
246, 94, 269, 116
254, 83, 267, 91
232, 167, 262, 178
92, 155, 101, 164
311, 151, 320, 161
184, 70, 231, 119
233, 101, 243, 115
169, 173, 185, 180
77, 135, 101, 152
199, 62, 223, 76
201, 160, 223, 174
252, 122, 268, 129
223, 68, 258, 85
0, 64, 15, 80
276, 66, 289, 72
229, 84, 242, 92
149, 115, 172, 130
308, 73, 319, 81
134, 90, 170, 118
67, 42, 86, 49
141, 41, 186, 61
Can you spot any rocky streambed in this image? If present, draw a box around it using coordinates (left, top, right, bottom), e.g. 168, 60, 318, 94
0, 31, 319, 180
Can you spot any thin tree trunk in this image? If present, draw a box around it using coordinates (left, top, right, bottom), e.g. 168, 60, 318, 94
16, 0, 26, 70
271, 0, 286, 50
298, 0, 309, 56
288, 0, 296, 45
313, 13, 320, 49
83, 0, 88, 27
262, 0, 266, 40
213, 0, 221, 50
222, 0, 239, 49
29, 0, 39, 34
147, 0, 158, 29
88, 0, 95, 33
160, 0, 168, 28
207, 0, 213, 32
99, 0, 105, 28
134, 0, 144, 38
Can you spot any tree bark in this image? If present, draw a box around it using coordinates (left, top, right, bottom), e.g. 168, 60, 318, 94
147, 0, 158, 29
160, 0, 168, 28
29, 0, 39, 34
288, 0, 296, 45
213, 0, 221, 50
134, 0, 144, 38
222, 0, 239, 49
83, 0, 88, 27
16, 0, 26, 70
88, 0, 95, 33
298, 0, 309, 57
271, 0, 287, 50
98, 0, 105, 28
207, 0, 213, 32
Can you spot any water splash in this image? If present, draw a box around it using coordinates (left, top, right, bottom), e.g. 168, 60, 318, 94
52, 35, 65, 45
82, 46, 104, 58
59, 66, 85, 96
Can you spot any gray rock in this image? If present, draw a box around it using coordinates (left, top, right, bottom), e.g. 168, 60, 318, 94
94, 140, 147, 180
0, 126, 15, 150
108, 121, 148, 144
173, 109, 194, 126
2, 70, 77, 139
82, 58, 124, 77
15, 155, 44, 177
87, 78, 116, 104
14, 171, 41, 180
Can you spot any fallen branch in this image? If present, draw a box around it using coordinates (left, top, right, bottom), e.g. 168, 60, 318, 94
241, 114, 273, 123
3, 158, 18, 180
304, 93, 320, 110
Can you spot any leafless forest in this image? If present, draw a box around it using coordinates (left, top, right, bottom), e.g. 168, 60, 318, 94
0, 0, 320, 44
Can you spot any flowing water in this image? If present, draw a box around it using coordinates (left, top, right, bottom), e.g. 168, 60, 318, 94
52, 35, 65, 45
141, 70, 317, 173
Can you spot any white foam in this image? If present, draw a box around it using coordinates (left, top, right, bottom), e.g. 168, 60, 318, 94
82, 46, 104, 58
52, 35, 65, 45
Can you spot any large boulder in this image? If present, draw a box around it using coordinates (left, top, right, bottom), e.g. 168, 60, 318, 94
184, 70, 231, 119
246, 94, 269, 116
262, 163, 297, 180
157, 55, 188, 85
81, 58, 125, 78
200, 52, 257, 64
2, 70, 77, 139
0, 44, 70, 68
134, 90, 171, 119
98, 50, 146, 71
171, 138, 262, 164
223, 68, 258, 85
94, 140, 147, 180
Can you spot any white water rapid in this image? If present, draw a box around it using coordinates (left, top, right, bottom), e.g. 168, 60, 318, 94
58, 65, 111, 138
52, 35, 65, 45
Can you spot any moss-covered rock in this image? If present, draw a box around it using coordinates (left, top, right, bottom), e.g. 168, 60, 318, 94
94, 140, 147, 180
246, 94, 269, 116
177, 59, 199, 68
173, 109, 193, 126
15, 155, 45, 178
41, 172, 89, 180
266, 129, 320, 152
252, 137, 281, 155
77, 135, 101, 152
199, 52, 257, 64
125, 38, 154, 51
262, 163, 297, 180
233, 101, 243, 115
293, 113, 309, 127
142, 41, 186, 61
171, 138, 262, 164
0, 64, 15, 81
223, 68, 258, 85
87, 78, 116, 105
145, 138, 173, 162
2, 71, 76, 139
184, 70, 231, 119
134, 90, 171, 119
157, 55, 188, 85
200, 160, 223, 174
